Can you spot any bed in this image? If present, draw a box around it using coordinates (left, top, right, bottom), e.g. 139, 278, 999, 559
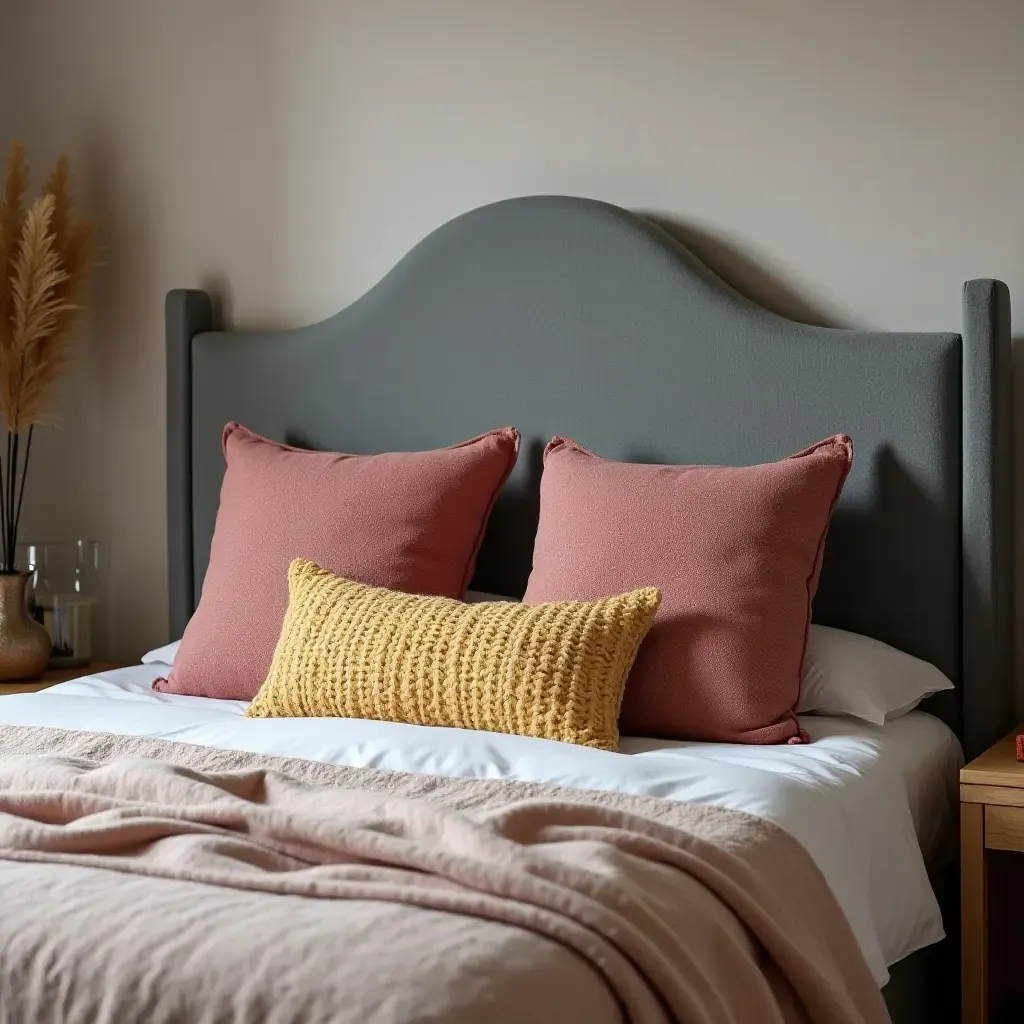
0, 661, 964, 987
0, 195, 1014, 1023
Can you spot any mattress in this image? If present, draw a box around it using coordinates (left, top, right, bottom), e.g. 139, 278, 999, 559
0, 663, 963, 987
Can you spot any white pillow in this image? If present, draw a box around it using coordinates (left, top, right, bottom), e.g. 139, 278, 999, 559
798, 625, 953, 725
145, 620, 945, 728
142, 640, 181, 666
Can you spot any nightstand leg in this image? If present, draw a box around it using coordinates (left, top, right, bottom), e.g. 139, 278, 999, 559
962, 802, 988, 1024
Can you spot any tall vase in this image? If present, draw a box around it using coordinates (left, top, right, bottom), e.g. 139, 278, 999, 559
0, 572, 51, 680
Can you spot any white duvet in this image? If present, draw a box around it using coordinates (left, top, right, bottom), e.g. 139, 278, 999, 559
0, 663, 962, 986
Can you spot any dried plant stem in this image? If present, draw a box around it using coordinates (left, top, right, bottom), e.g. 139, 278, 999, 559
3, 433, 11, 569
0, 141, 95, 572
0, 427, 35, 572
7, 431, 19, 571
12, 426, 34, 560
0, 449, 7, 564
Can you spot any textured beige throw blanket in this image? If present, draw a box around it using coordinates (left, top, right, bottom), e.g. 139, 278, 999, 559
0, 726, 889, 1024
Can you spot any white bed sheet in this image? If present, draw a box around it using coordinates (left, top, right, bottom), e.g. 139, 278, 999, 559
0, 664, 963, 986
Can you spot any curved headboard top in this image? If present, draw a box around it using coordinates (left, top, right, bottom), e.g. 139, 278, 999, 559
167, 195, 1012, 756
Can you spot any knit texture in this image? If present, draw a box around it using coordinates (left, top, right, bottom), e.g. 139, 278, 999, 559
247, 559, 661, 751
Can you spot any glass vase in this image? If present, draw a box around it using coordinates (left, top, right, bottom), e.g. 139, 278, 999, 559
18, 541, 102, 668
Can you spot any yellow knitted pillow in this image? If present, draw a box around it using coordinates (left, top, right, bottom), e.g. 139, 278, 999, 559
247, 559, 661, 751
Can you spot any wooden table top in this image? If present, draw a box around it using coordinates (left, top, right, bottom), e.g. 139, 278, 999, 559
961, 726, 1024, 788
0, 661, 128, 695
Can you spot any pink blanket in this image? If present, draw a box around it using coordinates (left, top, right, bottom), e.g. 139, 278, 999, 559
0, 726, 889, 1024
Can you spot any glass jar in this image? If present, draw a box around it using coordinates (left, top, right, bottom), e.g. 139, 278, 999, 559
18, 541, 101, 668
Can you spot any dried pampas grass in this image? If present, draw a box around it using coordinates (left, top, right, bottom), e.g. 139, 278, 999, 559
0, 141, 96, 570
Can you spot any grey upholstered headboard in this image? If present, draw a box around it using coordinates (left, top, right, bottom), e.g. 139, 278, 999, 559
166, 195, 1012, 758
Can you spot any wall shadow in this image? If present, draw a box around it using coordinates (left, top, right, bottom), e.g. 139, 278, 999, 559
197, 273, 297, 333
640, 213, 843, 328
199, 272, 233, 331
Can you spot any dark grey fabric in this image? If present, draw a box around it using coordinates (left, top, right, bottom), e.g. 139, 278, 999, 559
165, 195, 1012, 758
961, 279, 1013, 758
165, 288, 211, 640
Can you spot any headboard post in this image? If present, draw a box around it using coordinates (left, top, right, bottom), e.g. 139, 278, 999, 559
166, 289, 213, 640
961, 278, 1013, 758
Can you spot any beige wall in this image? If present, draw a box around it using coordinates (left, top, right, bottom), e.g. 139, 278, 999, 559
0, 1, 11, 150
6, 1, 279, 655
4, 1, 1023, 673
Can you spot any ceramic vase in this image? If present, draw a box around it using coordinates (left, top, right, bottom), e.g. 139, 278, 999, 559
0, 572, 52, 680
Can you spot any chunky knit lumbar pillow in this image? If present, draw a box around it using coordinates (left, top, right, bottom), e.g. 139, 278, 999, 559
247, 559, 661, 751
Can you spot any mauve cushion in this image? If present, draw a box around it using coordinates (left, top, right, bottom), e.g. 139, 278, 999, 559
522, 435, 853, 744
156, 423, 520, 700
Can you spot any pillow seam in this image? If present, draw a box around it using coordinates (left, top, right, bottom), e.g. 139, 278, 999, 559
794, 437, 856, 738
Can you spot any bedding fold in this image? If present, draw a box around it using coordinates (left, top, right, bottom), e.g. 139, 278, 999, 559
0, 726, 888, 1024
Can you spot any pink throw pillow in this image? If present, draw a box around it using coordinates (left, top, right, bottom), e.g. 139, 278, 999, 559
522, 435, 853, 744
157, 423, 520, 700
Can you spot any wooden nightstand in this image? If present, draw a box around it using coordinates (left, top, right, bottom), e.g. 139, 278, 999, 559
960, 726, 1024, 1024
0, 660, 127, 695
